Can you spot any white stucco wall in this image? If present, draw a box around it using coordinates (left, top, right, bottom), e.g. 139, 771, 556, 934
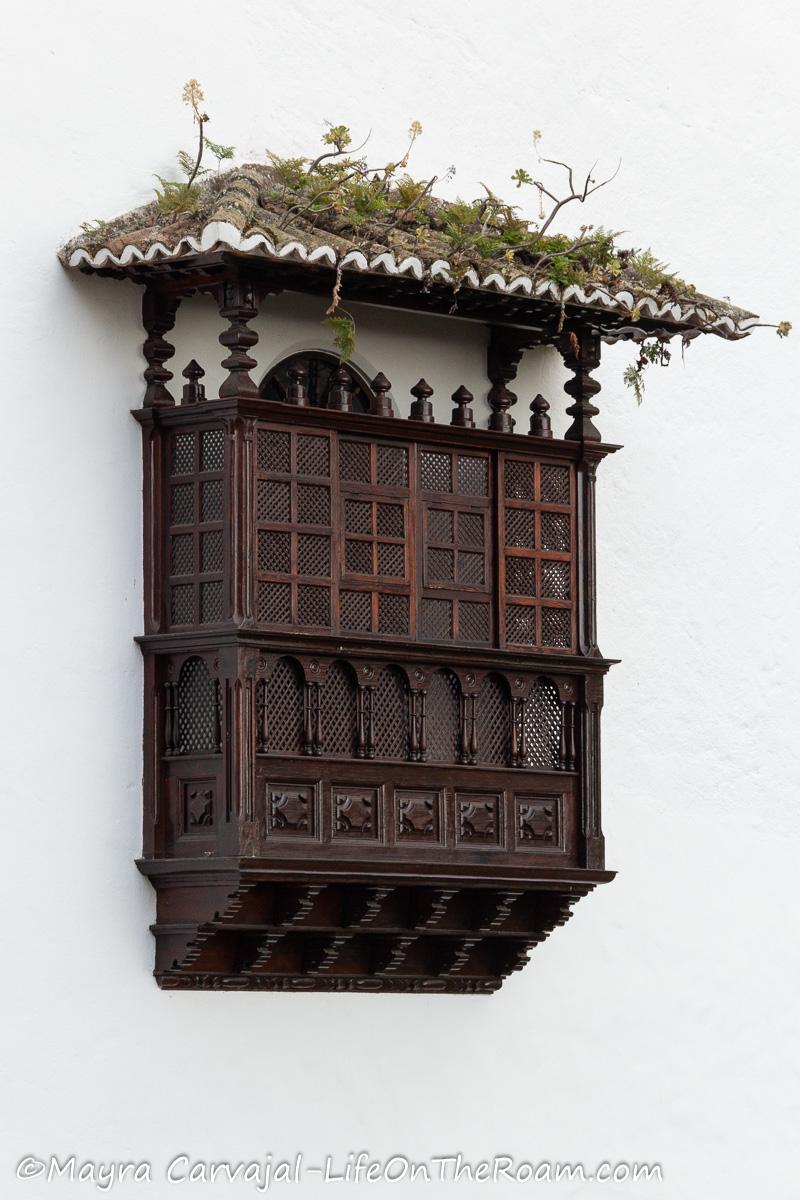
2, 1, 799, 1196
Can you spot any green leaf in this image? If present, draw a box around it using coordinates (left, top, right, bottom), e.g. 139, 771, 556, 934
154, 176, 201, 214
206, 137, 235, 163
323, 311, 356, 362
176, 149, 195, 176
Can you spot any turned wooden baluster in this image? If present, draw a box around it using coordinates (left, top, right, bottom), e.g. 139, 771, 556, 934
560, 698, 577, 770
218, 278, 259, 399
510, 696, 525, 768
559, 323, 602, 441
286, 362, 309, 406
163, 681, 178, 755
459, 693, 478, 765
450, 385, 475, 429
327, 365, 353, 412
181, 360, 206, 405
257, 680, 268, 753
409, 378, 435, 423
213, 678, 222, 753
529, 393, 552, 438
370, 371, 393, 417
142, 286, 180, 407
356, 686, 368, 758
409, 690, 428, 762
303, 682, 322, 756
365, 686, 376, 759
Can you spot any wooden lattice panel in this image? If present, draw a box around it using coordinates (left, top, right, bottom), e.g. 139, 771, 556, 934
166, 427, 226, 628
256, 427, 334, 630
499, 454, 576, 652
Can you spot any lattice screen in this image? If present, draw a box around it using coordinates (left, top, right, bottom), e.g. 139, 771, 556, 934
500, 456, 575, 651
524, 680, 562, 768
320, 662, 358, 757
426, 671, 461, 763
176, 656, 217, 754
255, 427, 333, 631
252, 425, 575, 653
419, 450, 492, 646
372, 668, 409, 759
264, 658, 305, 754
476, 675, 511, 765
167, 427, 226, 628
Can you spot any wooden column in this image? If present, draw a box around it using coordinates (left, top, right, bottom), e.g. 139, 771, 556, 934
581, 674, 605, 869
218, 277, 259, 399
142, 286, 180, 407
558, 322, 602, 442
558, 322, 604, 657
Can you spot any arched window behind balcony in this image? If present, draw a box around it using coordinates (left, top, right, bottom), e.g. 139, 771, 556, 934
260, 350, 375, 413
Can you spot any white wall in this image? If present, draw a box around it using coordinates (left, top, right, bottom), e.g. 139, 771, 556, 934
2, 2, 799, 1196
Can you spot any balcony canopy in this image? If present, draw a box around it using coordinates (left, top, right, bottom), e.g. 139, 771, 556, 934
60, 165, 756, 345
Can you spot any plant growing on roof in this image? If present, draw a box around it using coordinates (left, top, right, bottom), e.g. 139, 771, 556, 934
96, 81, 788, 394
154, 80, 235, 216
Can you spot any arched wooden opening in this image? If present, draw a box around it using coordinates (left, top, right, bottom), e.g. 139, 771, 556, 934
260, 350, 375, 412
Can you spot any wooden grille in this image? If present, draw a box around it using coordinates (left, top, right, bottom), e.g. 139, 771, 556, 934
524, 680, 562, 768
500, 454, 575, 652
167, 427, 226, 628
320, 662, 358, 756
372, 668, 409, 759
427, 671, 461, 763
477, 675, 510, 765
255, 427, 333, 630
176, 657, 217, 753
264, 658, 304, 754
252, 423, 575, 653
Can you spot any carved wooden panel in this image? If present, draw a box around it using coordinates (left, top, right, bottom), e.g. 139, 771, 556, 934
456, 791, 503, 846
515, 793, 563, 850
265, 782, 318, 837
396, 788, 444, 843
332, 785, 381, 839
181, 780, 216, 835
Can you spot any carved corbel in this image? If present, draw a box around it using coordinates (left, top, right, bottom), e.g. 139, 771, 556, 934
486, 327, 538, 432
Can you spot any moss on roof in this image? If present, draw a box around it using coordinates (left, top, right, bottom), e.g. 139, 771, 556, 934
61, 164, 756, 336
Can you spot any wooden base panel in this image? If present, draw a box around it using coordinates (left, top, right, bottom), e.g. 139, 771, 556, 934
144, 872, 607, 992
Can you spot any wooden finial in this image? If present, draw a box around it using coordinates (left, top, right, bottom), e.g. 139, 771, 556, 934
529, 393, 552, 438
409, 378, 434, 423
181, 360, 206, 405
370, 371, 393, 417
450, 385, 475, 428
327, 365, 354, 412
286, 362, 309, 406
